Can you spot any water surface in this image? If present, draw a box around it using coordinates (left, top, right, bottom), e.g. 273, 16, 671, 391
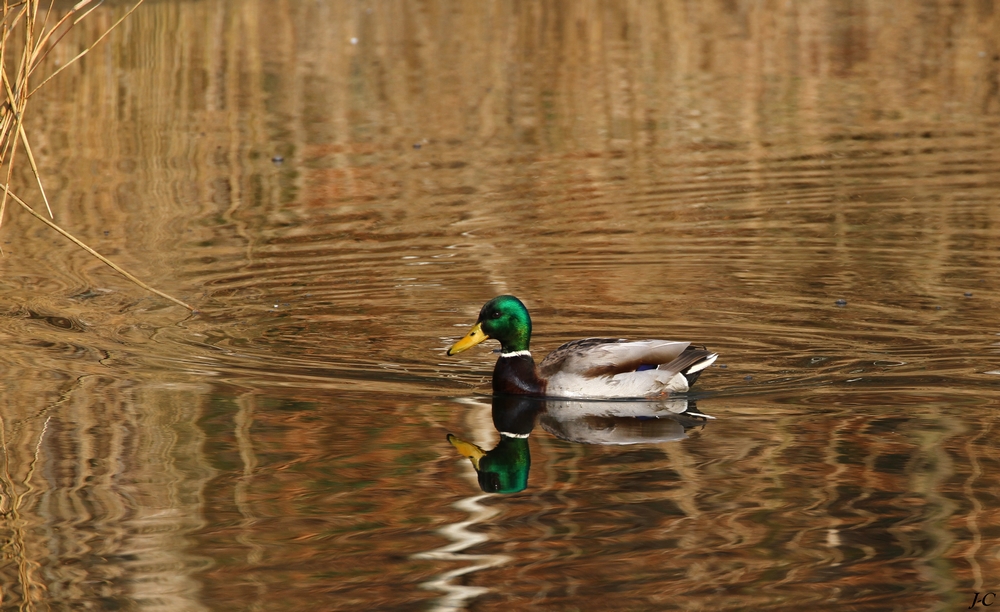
2, 1, 1000, 610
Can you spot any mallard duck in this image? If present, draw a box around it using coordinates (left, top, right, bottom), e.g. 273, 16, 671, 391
446, 295, 717, 398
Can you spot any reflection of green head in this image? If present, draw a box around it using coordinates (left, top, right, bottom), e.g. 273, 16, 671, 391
476, 436, 530, 494
447, 395, 540, 494
448, 433, 531, 494
478, 295, 532, 353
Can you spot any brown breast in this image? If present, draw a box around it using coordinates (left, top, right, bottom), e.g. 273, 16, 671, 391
492, 355, 546, 395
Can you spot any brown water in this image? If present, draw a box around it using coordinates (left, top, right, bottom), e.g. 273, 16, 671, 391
1, 1, 1000, 610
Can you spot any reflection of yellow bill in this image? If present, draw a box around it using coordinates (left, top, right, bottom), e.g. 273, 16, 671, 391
447, 434, 485, 470
446, 322, 489, 355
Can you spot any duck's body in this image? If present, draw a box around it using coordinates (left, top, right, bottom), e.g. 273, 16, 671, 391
447, 296, 717, 399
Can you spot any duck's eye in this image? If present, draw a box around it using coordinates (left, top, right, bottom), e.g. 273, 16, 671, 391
491, 310, 502, 319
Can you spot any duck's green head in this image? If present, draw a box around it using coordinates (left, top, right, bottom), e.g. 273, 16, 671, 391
447, 295, 532, 355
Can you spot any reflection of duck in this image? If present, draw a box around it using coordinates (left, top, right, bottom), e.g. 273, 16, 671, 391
447, 296, 717, 398
540, 398, 709, 445
447, 396, 711, 493
448, 396, 543, 494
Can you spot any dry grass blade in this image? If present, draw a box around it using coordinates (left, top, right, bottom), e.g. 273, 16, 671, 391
30, 0, 141, 95
0, 185, 198, 311
0, 0, 196, 312
0, 134, 19, 236
0, 56, 26, 234
38, 0, 58, 38
0, 0, 31, 233
27, 0, 100, 71
2, 6, 29, 48
17, 122, 51, 217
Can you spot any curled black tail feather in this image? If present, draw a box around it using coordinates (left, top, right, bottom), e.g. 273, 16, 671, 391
658, 347, 718, 387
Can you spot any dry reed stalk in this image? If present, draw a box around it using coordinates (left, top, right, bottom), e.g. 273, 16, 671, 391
0, 0, 197, 312
1, 185, 198, 310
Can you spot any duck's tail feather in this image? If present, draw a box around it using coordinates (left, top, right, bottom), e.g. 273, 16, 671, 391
658, 347, 718, 387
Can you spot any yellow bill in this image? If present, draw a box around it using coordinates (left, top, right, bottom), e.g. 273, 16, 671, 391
447, 434, 485, 470
446, 322, 489, 355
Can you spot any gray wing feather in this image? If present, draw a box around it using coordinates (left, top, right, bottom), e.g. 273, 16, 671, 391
539, 338, 691, 378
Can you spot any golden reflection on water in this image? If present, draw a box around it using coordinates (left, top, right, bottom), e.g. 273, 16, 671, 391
0, 0, 999, 610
